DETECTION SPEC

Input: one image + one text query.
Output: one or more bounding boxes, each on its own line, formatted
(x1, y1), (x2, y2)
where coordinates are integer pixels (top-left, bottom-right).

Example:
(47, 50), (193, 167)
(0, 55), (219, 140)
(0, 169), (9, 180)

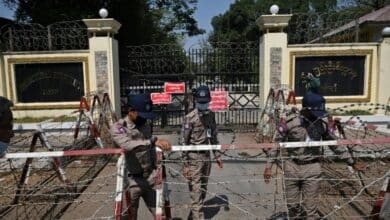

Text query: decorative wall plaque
(15, 62), (84, 102)
(294, 56), (365, 96)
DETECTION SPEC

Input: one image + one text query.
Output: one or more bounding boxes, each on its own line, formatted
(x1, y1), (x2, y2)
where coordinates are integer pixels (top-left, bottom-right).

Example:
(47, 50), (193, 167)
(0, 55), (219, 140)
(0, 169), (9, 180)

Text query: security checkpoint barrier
(2, 134), (390, 219)
(2, 90), (390, 219)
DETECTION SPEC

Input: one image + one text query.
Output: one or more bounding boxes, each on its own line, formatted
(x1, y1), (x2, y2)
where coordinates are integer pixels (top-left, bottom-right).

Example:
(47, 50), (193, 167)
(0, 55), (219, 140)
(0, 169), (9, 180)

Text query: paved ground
(58, 132), (283, 220)
(11, 116), (390, 220)
(163, 133), (283, 220)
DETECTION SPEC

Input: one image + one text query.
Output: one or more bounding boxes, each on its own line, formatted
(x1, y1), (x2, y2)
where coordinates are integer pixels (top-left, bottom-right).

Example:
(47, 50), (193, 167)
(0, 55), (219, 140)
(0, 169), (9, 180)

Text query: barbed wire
(0, 92), (118, 219)
(0, 20), (88, 52)
(1, 137), (389, 218)
(2, 92), (390, 219)
(288, 11), (364, 44)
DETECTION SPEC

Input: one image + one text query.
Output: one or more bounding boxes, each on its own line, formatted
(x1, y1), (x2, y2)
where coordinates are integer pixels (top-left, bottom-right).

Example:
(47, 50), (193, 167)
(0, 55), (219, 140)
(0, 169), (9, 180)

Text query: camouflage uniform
(110, 116), (156, 220)
(182, 108), (220, 220)
(269, 112), (333, 219)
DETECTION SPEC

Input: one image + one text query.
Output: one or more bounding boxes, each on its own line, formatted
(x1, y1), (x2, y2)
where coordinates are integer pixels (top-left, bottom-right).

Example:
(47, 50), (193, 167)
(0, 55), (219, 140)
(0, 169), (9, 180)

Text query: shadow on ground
(203, 195), (229, 219)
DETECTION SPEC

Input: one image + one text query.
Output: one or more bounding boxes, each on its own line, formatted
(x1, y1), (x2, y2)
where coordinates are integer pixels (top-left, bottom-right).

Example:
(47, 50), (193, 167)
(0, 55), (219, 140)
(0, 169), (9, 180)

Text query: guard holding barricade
(181, 85), (223, 220)
(110, 93), (171, 220)
(263, 74), (337, 219)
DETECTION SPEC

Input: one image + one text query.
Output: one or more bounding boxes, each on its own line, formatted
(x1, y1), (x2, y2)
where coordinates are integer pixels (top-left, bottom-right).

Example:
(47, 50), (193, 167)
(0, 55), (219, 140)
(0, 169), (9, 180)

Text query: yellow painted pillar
(83, 18), (122, 116)
(256, 13), (292, 108)
(377, 27), (390, 105)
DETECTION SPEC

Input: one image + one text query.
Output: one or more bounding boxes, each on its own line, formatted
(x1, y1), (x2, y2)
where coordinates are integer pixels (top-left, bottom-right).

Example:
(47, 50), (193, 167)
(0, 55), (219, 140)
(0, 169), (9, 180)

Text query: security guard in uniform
(301, 71), (326, 120)
(264, 108), (328, 219)
(181, 85), (223, 220)
(263, 75), (333, 219)
(110, 93), (171, 220)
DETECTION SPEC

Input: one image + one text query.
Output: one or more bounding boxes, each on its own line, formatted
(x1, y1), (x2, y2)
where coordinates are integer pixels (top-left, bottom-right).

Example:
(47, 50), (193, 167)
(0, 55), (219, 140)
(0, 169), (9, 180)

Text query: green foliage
(208, 0), (389, 43)
(209, 0), (325, 42)
(1, 0), (204, 45)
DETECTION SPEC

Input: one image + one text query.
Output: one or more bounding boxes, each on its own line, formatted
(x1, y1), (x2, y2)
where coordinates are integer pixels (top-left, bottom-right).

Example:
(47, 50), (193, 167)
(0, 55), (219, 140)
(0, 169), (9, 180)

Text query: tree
(1, 0), (204, 45)
(209, 0), (340, 43)
(208, 0), (389, 44)
(346, 0), (390, 10)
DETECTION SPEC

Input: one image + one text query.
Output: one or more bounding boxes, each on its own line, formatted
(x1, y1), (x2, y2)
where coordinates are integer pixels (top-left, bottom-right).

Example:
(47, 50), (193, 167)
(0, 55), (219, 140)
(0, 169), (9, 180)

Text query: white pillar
(83, 19), (122, 116)
(256, 14), (292, 108)
(377, 28), (390, 104)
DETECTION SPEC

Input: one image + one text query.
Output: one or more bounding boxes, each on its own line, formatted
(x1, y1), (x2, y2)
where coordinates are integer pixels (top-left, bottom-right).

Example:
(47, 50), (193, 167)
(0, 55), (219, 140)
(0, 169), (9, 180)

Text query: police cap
(194, 85), (211, 103)
(302, 92), (327, 118)
(127, 93), (155, 119)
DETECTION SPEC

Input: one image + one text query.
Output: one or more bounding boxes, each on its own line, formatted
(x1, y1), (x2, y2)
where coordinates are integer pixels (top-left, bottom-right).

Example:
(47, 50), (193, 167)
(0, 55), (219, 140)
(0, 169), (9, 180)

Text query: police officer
(263, 76), (333, 219)
(0, 96), (13, 158)
(110, 93), (171, 220)
(301, 71), (326, 121)
(182, 85), (223, 220)
(264, 109), (328, 219)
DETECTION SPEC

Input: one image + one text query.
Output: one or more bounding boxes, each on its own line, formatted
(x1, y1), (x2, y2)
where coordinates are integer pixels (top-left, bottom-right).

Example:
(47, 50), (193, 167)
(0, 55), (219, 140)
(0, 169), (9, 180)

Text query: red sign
(151, 93), (172, 105)
(164, 82), (185, 94)
(209, 90), (229, 111)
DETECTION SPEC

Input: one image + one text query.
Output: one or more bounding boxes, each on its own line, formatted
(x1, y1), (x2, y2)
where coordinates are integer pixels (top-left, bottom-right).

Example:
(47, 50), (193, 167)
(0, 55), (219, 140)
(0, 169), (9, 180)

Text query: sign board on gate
(151, 93), (172, 105)
(164, 82), (185, 94)
(209, 90), (228, 111)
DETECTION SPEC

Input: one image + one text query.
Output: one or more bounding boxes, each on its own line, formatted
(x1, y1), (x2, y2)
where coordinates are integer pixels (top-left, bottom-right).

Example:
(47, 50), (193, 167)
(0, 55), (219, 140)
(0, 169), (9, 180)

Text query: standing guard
(263, 74), (336, 219)
(181, 85), (223, 220)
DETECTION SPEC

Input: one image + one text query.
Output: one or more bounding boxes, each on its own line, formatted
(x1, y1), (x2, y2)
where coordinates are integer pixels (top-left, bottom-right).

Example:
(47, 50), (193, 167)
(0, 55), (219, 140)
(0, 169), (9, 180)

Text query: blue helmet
(302, 92), (327, 118)
(194, 85), (211, 103)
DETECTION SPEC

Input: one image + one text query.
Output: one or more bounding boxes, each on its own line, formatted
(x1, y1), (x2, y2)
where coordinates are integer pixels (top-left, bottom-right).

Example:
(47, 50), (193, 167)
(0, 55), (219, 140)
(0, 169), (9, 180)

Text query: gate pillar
(83, 18), (122, 116)
(378, 27), (390, 104)
(256, 10), (291, 108)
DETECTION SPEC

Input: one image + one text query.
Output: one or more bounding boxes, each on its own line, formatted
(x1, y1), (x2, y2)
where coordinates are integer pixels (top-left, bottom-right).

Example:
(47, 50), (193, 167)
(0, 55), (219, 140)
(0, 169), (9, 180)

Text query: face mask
(196, 103), (209, 111)
(135, 116), (147, 127)
(0, 141), (9, 157)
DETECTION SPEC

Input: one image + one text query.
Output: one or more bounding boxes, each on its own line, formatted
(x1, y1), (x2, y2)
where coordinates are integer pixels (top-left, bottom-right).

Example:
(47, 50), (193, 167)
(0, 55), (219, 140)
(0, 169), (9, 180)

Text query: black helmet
(194, 85), (211, 103)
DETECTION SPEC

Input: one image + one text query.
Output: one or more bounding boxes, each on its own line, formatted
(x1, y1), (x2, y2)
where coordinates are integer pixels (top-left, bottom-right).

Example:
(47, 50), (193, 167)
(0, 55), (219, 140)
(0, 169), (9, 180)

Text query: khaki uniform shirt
(110, 117), (155, 175)
(182, 109), (221, 157)
(270, 113), (327, 162)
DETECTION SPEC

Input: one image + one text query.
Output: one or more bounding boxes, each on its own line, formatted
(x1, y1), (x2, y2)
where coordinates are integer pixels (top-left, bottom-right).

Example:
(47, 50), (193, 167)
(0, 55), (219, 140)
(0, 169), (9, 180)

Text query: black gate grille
(120, 42), (259, 130)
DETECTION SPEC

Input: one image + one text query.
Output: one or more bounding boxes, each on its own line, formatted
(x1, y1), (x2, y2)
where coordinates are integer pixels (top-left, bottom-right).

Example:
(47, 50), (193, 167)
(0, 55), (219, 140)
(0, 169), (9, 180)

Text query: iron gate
(120, 42), (259, 130)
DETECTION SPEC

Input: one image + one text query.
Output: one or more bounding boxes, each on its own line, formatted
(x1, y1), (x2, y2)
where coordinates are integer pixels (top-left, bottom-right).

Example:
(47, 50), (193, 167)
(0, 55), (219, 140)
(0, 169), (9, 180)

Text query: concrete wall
(1, 16), (388, 119)
(258, 14), (390, 111)
(0, 51), (90, 118)
(0, 18), (121, 119)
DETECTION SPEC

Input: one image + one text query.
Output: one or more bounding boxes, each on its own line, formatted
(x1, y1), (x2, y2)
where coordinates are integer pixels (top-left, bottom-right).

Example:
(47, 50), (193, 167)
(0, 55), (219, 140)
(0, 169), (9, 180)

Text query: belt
(292, 158), (320, 165)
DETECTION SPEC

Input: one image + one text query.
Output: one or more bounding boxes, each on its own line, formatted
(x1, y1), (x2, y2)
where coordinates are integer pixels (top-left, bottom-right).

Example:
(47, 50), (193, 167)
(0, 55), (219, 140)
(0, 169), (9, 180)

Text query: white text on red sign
(150, 93), (172, 104)
(164, 82), (185, 94)
(209, 90), (228, 111)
